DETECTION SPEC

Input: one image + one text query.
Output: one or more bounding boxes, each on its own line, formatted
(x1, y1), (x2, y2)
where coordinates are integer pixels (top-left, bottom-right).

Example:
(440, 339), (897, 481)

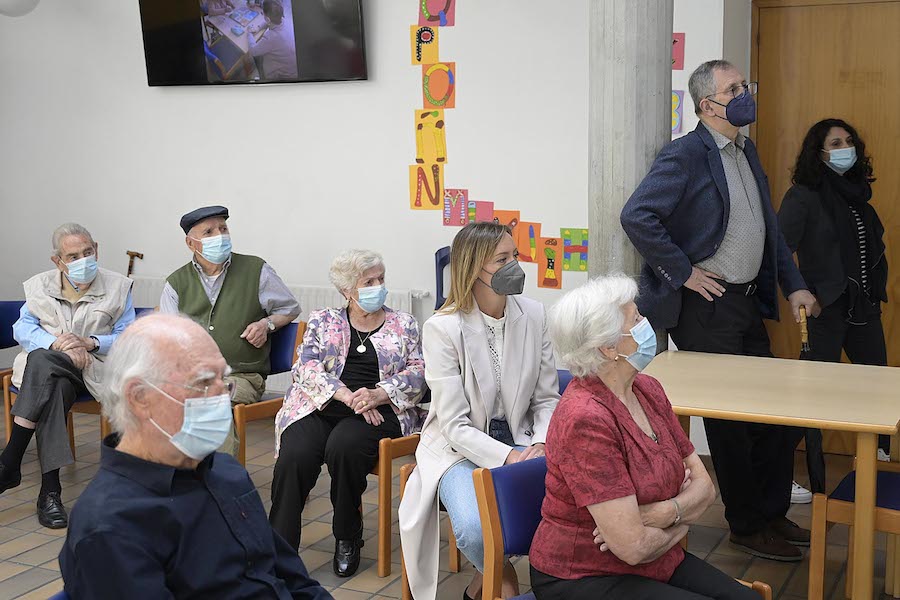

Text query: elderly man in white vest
(0, 223), (134, 529)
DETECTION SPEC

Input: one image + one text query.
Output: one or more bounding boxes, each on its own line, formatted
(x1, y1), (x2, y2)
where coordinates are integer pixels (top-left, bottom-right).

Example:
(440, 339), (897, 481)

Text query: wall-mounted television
(138, 0), (367, 86)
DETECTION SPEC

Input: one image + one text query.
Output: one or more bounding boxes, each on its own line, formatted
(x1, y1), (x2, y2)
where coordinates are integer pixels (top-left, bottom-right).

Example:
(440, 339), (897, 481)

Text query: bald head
(100, 313), (225, 435)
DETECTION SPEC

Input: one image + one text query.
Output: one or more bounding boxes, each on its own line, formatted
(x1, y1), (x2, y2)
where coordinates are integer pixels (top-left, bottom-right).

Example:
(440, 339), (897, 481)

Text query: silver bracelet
(671, 499), (683, 526)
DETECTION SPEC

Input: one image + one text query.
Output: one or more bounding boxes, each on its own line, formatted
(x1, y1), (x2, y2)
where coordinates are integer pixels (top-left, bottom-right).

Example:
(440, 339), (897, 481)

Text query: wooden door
(753, 0), (900, 453)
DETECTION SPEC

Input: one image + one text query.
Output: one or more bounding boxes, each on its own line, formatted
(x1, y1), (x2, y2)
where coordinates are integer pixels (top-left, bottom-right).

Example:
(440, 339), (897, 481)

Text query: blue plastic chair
(473, 457), (547, 600)
(0, 300), (24, 350)
(48, 591), (69, 600)
(435, 246), (450, 310)
(232, 321), (302, 466)
(557, 369), (572, 395)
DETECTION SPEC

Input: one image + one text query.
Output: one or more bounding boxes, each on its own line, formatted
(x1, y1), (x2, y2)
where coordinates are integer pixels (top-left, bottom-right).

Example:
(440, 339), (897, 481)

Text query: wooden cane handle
(799, 305), (809, 344)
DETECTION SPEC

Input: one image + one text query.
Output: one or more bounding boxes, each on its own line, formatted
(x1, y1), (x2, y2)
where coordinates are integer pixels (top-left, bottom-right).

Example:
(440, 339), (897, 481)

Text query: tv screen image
(138, 0), (367, 86)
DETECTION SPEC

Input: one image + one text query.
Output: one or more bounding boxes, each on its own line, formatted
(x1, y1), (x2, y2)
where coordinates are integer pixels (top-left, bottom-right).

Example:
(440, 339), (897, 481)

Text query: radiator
(131, 277), (427, 392)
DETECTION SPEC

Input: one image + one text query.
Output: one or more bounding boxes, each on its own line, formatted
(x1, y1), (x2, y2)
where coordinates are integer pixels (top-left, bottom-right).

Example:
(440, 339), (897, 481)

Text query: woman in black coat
(779, 118), (889, 491)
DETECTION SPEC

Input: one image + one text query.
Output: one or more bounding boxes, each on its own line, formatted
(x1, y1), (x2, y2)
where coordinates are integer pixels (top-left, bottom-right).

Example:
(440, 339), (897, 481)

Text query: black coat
(778, 183), (887, 310)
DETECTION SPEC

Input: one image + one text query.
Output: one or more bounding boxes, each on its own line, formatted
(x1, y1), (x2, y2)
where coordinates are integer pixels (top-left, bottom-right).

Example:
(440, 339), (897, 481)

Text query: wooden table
(204, 2), (265, 54)
(644, 351), (900, 600)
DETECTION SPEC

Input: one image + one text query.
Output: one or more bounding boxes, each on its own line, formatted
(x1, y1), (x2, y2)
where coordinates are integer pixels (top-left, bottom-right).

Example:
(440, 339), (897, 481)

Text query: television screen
(138, 0), (367, 86)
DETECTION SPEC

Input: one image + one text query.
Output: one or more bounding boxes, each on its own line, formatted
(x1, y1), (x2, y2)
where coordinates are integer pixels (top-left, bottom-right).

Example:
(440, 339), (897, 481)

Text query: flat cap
(180, 205), (229, 234)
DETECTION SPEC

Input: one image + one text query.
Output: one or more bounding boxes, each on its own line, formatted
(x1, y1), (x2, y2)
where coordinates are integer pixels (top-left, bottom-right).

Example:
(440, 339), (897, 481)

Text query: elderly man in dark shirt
(58, 313), (331, 600)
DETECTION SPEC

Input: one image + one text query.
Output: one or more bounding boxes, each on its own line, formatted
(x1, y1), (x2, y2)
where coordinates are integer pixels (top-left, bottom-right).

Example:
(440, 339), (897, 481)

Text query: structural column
(588, 0), (674, 278)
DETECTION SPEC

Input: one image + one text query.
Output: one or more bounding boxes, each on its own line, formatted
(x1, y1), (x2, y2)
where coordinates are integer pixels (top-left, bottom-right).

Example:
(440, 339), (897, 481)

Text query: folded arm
(635, 452), (716, 528)
(588, 496), (689, 566)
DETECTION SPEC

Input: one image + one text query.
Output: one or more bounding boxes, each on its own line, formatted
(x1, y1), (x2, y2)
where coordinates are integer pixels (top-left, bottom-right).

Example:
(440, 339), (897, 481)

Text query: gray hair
(52, 223), (94, 256)
(328, 249), (385, 294)
(689, 59), (734, 115)
(548, 274), (638, 378)
(100, 313), (195, 435)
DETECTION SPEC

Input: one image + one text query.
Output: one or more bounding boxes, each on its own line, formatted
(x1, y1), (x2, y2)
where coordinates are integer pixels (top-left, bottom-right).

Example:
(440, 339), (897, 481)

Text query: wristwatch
(266, 317), (276, 332)
(89, 336), (100, 353)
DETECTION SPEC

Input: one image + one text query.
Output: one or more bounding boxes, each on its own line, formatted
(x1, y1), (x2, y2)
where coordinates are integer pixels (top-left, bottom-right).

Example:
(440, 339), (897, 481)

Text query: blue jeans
(438, 419), (523, 573)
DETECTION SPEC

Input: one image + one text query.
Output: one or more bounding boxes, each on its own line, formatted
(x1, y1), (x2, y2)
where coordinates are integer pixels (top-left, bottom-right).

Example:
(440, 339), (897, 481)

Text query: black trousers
(801, 293), (889, 485)
(669, 289), (799, 535)
(531, 552), (760, 600)
(10, 349), (86, 474)
(269, 400), (401, 550)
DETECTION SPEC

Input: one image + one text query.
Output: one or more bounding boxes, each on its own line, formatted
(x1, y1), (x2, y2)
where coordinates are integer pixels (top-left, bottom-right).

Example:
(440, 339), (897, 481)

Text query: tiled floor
(0, 413), (892, 599)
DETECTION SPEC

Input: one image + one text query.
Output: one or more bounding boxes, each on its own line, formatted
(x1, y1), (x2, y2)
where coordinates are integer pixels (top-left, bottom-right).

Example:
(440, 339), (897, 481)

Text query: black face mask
(481, 260), (526, 296)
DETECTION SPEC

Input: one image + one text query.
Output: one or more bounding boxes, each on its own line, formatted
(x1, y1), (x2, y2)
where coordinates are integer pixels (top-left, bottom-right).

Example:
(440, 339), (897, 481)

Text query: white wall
(0, 0), (752, 453)
(672, 0), (724, 139)
(0, 0), (590, 328)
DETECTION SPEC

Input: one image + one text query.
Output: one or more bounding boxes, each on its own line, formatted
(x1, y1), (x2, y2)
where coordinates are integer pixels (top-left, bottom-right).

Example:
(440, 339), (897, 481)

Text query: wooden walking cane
(799, 305), (810, 356)
(126, 250), (144, 277)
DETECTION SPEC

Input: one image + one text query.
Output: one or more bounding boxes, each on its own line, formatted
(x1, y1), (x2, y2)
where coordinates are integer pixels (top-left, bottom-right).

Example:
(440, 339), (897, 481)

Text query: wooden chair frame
(808, 460), (900, 600)
(472, 466), (772, 600)
(400, 461), (461, 600)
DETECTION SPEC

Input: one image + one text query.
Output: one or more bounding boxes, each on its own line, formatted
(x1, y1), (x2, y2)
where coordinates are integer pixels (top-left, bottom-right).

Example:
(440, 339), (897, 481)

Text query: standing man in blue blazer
(621, 60), (819, 562)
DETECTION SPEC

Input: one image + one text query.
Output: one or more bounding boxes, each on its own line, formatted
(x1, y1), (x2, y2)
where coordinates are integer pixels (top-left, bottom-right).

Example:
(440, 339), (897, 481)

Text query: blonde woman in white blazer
(399, 222), (560, 600)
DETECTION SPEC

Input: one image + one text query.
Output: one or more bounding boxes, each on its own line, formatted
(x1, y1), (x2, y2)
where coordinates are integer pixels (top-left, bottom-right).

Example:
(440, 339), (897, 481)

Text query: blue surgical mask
(66, 255), (98, 285)
(825, 146), (857, 175)
(618, 318), (657, 371)
(194, 234), (232, 264)
(355, 284), (388, 313)
(146, 382), (233, 460)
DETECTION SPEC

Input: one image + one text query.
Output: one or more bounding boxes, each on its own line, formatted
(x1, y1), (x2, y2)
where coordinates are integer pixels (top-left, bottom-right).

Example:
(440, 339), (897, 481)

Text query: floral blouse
(274, 307), (427, 455)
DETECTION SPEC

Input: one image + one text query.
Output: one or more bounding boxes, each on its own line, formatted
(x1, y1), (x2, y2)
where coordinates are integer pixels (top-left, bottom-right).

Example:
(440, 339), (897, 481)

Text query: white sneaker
(791, 481), (812, 504)
(878, 449), (891, 462)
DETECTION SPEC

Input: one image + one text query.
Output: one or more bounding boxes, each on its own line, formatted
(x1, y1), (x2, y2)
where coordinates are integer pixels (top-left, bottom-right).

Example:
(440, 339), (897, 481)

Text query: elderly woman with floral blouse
(269, 250), (426, 578)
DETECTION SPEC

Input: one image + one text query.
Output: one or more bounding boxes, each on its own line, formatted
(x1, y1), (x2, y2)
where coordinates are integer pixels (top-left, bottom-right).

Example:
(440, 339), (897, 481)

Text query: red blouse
(529, 374), (695, 582)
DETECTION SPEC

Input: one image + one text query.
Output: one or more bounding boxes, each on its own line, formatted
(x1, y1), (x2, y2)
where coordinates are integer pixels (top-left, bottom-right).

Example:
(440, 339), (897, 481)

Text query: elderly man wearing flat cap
(160, 206), (300, 456)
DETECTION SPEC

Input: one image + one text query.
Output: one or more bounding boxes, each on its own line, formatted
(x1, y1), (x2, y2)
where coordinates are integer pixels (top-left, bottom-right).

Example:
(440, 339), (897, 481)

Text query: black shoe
(37, 492), (68, 529)
(0, 463), (22, 494)
(729, 528), (802, 562)
(769, 516), (811, 547)
(333, 537), (364, 577)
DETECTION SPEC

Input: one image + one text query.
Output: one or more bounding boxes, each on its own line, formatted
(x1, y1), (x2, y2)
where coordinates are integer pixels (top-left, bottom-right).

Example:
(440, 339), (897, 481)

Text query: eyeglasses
(153, 379), (236, 401)
(708, 81), (758, 100)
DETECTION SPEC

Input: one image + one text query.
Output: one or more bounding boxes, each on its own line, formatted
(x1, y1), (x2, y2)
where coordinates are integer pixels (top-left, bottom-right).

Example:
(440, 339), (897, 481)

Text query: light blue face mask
(66, 255), (98, 285)
(146, 382), (233, 460)
(618, 318), (657, 372)
(355, 284), (388, 313)
(194, 234), (232, 264)
(825, 146), (857, 175)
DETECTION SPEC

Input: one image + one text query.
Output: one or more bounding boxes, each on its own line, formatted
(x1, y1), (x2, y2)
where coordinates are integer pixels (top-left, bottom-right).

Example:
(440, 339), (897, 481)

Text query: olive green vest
(167, 253), (270, 375)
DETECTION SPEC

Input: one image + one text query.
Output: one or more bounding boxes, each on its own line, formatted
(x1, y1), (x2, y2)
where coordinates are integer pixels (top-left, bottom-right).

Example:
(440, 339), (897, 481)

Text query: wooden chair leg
(448, 524), (461, 573)
(751, 581), (772, 600)
(233, 405), (246, 466)
(100, 416), (111, 441)
(376, 443), (393, 578)
(808, 493), (828, 600)
(4, 379), (15, 443)
(67, 412), (76, 458)
(846, 525), (854, 599)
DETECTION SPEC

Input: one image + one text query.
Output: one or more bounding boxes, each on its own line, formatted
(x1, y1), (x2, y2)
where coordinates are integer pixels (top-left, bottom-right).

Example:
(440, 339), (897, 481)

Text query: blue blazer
(620, 122), (806, 330)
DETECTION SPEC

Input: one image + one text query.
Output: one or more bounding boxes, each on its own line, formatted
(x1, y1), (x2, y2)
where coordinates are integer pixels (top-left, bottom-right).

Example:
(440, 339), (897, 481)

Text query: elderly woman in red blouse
(529, 275), (758, 600)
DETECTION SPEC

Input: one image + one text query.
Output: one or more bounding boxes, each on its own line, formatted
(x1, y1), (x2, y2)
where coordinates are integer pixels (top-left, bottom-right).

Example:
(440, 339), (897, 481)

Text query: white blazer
(399, 295), (559, 600)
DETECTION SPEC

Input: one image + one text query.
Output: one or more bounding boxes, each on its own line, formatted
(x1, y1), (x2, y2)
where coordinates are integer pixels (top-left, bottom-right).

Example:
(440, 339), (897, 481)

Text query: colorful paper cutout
(466, 200), (494, 223)
(560, 228), (589, 271)
(492, 210), (520, 238)
(410, 25), (439, 65)
(422, 62), (456, 109)
(515, 222), (541, 263)
(537, 237), (563, 289)
(672, 90), (684, 135)
(415, 109), (447, 164)
(672, 33), (685, 70)
(443, 188), (468, 226)
(418, 0), (455, 27)
(409, 164), (444, 210)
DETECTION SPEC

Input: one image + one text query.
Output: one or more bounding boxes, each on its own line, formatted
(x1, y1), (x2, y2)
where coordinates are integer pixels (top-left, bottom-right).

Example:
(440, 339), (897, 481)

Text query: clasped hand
(335, 387), (390, 426)
(51, 334), (95, 370)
